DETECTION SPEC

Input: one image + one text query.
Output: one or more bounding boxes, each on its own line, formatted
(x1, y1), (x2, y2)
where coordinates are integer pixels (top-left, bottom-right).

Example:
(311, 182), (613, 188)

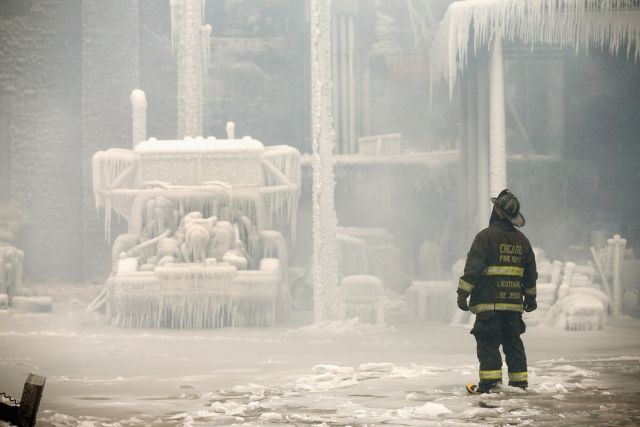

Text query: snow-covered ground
(1, 283), (640, 426)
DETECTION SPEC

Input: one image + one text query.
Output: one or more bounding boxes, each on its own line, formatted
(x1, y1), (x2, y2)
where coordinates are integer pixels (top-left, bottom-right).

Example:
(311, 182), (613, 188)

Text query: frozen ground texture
(0, 284), (639, 426)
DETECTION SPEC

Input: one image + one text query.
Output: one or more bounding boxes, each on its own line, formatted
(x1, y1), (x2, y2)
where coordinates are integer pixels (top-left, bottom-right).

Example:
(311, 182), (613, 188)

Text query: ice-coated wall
(0, 0), (83, 281)
(81, 0), (140, 280)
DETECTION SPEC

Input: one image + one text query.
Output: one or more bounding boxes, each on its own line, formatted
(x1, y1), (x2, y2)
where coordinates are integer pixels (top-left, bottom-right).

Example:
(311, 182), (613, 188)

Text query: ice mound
(396, 402), (451, 418)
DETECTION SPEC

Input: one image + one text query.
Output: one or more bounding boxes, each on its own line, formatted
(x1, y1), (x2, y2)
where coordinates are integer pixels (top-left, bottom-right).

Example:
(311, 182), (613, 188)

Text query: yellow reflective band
(524, 287), (536, 296)
(470, 303), (524, 314)
(508, 371), (528, 382)
(479, 370), (503, 380)
(484, 266), (524, 277)
(458, 278), (475, 293)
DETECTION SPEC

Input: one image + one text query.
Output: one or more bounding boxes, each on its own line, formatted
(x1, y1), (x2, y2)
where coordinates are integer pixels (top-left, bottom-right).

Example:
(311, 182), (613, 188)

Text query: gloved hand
(457, 296), (470, 311)
(524, 296), (537, 312)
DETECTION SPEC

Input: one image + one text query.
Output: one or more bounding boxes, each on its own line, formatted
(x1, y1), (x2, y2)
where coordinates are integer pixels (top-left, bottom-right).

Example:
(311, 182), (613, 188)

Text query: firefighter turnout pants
(471, 311), (528, 391)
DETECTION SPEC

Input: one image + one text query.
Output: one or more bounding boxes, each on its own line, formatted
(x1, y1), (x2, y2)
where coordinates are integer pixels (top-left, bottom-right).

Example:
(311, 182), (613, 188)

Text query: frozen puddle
(36, 358), (640, 426)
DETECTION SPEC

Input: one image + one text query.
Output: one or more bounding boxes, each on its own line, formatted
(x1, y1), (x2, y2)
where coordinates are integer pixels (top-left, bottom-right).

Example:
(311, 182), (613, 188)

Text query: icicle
(430, 0), (640, 98)
(263, 145), (302, 184)
(259, 230), (289, 276)
(109, 265), (286, 328)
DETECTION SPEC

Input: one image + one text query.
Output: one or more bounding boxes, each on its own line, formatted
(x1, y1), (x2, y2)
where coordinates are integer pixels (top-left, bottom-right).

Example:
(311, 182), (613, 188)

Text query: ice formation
(336, 227), (409, 293)
(340, 275), (385, 324)
(91, 137), (301, 328)
(311, 0), (340, 322)
(407, 281), (455, 323)
(357, 133), (403, 156)
(430, 0), (640, 97)
(541, 261), (611, 331)
(0, 245), (23, 302)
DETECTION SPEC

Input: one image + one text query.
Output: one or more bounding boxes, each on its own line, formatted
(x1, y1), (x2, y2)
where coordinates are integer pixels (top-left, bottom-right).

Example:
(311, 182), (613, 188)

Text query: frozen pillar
(608, 234), (627, 316)
(226, 121), (235, 139)
(489, 29), (506, 197)
(311, 0), (340, 323)
(130, 89), (147, 147)
(477, 58), (491, 229)
(171, 0), (210, 138)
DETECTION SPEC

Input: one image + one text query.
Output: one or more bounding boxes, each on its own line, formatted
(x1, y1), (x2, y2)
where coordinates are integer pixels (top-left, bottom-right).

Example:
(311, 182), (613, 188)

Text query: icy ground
(1, 284), (640, 426)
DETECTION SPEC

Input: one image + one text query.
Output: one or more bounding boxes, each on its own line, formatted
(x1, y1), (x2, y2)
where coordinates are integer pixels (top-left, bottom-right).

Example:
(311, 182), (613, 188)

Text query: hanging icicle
(430, 0), (640, 97)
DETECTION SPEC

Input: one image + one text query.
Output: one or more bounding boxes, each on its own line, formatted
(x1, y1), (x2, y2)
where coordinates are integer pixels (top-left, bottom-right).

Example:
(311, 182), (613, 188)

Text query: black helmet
(491, 189), (525, 227)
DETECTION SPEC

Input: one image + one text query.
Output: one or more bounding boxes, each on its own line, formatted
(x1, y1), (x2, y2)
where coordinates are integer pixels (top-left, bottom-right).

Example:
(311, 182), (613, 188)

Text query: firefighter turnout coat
(458, 218), (537, 314)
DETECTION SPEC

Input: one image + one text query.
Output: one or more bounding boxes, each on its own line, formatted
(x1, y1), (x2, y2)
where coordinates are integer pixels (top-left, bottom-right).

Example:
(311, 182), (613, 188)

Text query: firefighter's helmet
(491, 189), (525, 227)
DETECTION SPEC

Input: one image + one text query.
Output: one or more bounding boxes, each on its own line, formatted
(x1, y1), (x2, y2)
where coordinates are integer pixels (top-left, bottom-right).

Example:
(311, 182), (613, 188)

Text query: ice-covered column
(489, 29), (506, 197)
(607, 234), (627, 316)
(226, 121), (235, 139)
(477, 59), (491, 229)
(311, 0), (340, 323)
(171, 0), (210, 138)
(130, 89), (147, 148)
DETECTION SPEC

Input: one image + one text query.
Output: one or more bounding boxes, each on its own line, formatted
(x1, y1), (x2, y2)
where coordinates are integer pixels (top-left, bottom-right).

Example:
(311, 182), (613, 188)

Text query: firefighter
(457, 189), (538, 393)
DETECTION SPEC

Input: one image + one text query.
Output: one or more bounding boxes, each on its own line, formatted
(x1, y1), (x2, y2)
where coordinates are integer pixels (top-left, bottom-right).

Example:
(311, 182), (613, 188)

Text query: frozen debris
(232, 383), (266, 397)
(396, 402), (451, 418)
(258, 412), (283, 423)
(294, 365), (358, 392)
(210, 400), (246, 416)
(535, 383), (568, 394)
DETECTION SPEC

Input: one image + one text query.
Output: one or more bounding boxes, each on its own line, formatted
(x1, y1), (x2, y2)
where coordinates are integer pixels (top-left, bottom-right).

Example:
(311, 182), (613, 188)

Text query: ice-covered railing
(430, 0), (640, 97)
(263, 145), (301, 185)
(91, 137), (301, 241)
(358, 133), (403, 156)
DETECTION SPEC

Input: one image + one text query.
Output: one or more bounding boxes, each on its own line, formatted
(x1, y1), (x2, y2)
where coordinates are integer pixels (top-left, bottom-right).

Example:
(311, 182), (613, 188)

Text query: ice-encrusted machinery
(91, 137), (300, 328)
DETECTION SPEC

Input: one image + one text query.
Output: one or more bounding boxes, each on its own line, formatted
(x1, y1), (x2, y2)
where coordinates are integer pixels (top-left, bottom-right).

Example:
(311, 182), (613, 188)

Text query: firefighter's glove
(524, 296), (537, 312)
(457, 296), (470, 312)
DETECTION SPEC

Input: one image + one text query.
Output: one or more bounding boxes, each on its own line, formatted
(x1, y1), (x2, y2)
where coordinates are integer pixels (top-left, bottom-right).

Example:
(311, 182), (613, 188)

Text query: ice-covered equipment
(407, 280), (455, 323)
(542, 262), (610, 331)
(340, 275), (384, 324)
(0, 245), (23, 305)
(91, 137), (301, 328)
